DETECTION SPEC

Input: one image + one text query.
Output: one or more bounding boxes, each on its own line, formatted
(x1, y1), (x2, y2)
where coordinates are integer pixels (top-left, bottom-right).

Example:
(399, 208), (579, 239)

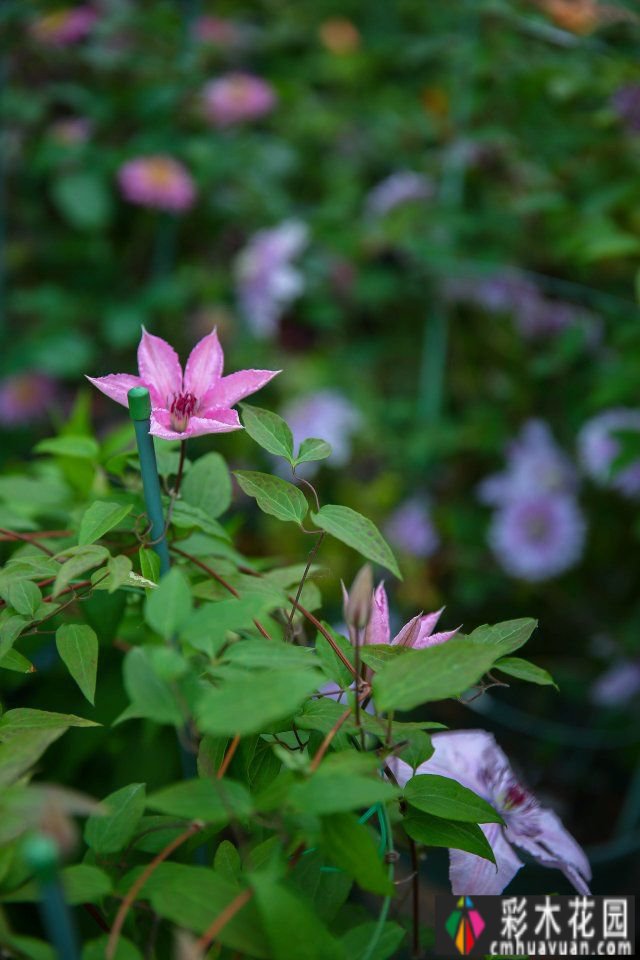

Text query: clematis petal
(418, 607), (444, 637)
(184, 329), (224, 396)
(407, 730), (501, 796)
(137, 328), (183, 407)
(450, 823), (523, 895)
(85, 373), (144, 408)
(201, 368), (281, 409)
(364, 582), (391, 645)
(392, 612), (423, 648)
(413, 626), (460, 649)
(150, 408), (242, 441)
(198, 407), (242, 428)
(507, 808), (591, 895)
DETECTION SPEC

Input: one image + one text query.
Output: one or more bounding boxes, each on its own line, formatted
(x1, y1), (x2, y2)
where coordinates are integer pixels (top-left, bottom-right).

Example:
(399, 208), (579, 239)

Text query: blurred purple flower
(48, 117), (92, 146)
(479, 420), (577, 506)
(384, 497), (439, 558)
(591, 659), (640, 707)
(235, 221), (308, 338)
(578, 408), (640, 498)
(611, 85), (640, 133)
(391, 730), (591, 895)
(0, 373), (58, 426)
(444, 274), (600, 344)
(29, 6), (97, 45)
(365, 171), (434, 217)
(202, 73), (276, 127)
(117, 156), (196, 213)
(282, 389), (361, 473)
(488, 493), (586, 582)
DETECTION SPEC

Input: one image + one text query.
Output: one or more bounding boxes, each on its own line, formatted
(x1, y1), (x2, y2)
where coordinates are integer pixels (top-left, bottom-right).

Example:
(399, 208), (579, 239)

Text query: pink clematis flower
(390, 730), (591, 896)
(117, 156), (196, 213)
(202, 73), (276, 127)
(352, 581), (459, 649)
(29, 6), (97, 46)
(87, 328), (280, 440)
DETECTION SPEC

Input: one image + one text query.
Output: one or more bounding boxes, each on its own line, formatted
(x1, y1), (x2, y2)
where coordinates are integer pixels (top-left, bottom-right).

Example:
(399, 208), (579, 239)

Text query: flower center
(170, 392), (198, 432)
(503, 783), (529, 810)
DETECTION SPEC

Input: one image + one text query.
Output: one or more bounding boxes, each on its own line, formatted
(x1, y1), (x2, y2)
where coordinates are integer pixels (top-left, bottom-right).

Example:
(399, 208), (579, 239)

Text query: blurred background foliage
(2, 0), (640, 903)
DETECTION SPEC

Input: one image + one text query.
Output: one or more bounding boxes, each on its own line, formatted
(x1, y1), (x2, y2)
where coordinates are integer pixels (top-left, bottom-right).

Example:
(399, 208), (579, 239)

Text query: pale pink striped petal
(202, 368), (281, 408)
(419, 607), (444, 637)
(508, 809), (591, 894)
(449, 823), (523, 895)
(364, 582), (390, 645)
(184, 329), (224, 396)
(413, 626), (460, 649)
(85, 373), (144, 408)
(150, 407), (242, 440)
(137, 328), (182, 407)
(392, 612), (424, 648)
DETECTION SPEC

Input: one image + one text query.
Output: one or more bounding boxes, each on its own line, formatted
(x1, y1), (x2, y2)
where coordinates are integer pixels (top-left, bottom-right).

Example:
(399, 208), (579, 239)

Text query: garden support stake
(23, 834), (80, 960)
(127, 386), (171, 576)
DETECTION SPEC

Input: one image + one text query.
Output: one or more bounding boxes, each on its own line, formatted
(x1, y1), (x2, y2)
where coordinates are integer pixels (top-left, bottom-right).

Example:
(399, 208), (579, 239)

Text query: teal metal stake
(128, 387), (170, 576)
(23, 835), (80, 960)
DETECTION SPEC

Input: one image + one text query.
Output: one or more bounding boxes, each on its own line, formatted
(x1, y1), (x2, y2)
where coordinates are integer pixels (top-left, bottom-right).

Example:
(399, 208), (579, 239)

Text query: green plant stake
(23, 834), (80, 960)
(128, 386), (171, 576)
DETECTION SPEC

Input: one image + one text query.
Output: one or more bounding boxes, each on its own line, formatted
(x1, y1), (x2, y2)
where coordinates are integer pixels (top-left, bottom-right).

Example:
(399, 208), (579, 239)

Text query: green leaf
(403, 809), (496, 863)
(320, 812), (393, 896)
(55, 624), (99, 705)
(119, 863), (268, 957)
(240, 404), (295, 462)
(78, 501), (133, 546)
(214, 839), (242, 884)
(4, 580), (42, 617)
(0, 648), (34, 673)
(234, 471), (308, 524)
(145, 568), (192, 640)
(0, 709), (99, 733)
(404, 774), (504, 824)
(181, 452), (232, 518)
(92, 554), (133, 593)
(139, 547), (160, 585)
(116, 646), (183, 727)
(3, 865), (112, 905)
(51, 172), (112, 231)
(53, 545), (109, 597)
(34, 436), (99, 459)
(294, 438), (332, 466)
(372, 634), (502, 712)
(310, 505), (401, 579)
(396, 730), (434, 771)
(0, 615), (30, 659)
(340, 922), (406, 960)
(83, 936), (142, 960)
(196, 668), (321, 736)
(468, 618), (537, 657)
(495, 656), (558, 688)
(0, 729), (66, 788)
(85, 783), (146, 855)
(250, 871), (347, 960)
(170, 501), (231, 540)
(181, 596), (275, 656)
(288, 769), (398, 816)
(147, 778), (252, 824)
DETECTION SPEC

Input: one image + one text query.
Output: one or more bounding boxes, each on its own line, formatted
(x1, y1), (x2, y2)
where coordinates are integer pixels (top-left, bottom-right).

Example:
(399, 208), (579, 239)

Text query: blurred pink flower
(0, 373), (58, 426)
(29, 6), (97, 46)
(353, 581), (458, 649)
(117, 156), (196, 213)
(578, 408), (640, 498)
(87, 328), (280, 440)
(193, 16), (242, 47)
(384, 497), (439, 558)
(202, 73), (276, 127)
(391, 730), (591, 896)
(235, 221), (308, 337)
(49, 117), (92, 146)
(282, 389), (360, 475)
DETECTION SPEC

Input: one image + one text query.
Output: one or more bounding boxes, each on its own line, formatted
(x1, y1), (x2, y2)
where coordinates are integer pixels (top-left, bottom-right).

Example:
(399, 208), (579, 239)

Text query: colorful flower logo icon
(445, 897), (486, 954)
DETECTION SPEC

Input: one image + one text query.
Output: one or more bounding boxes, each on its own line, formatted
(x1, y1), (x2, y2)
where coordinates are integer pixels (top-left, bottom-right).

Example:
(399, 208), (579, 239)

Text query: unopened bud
(342, 564), (374, 630)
